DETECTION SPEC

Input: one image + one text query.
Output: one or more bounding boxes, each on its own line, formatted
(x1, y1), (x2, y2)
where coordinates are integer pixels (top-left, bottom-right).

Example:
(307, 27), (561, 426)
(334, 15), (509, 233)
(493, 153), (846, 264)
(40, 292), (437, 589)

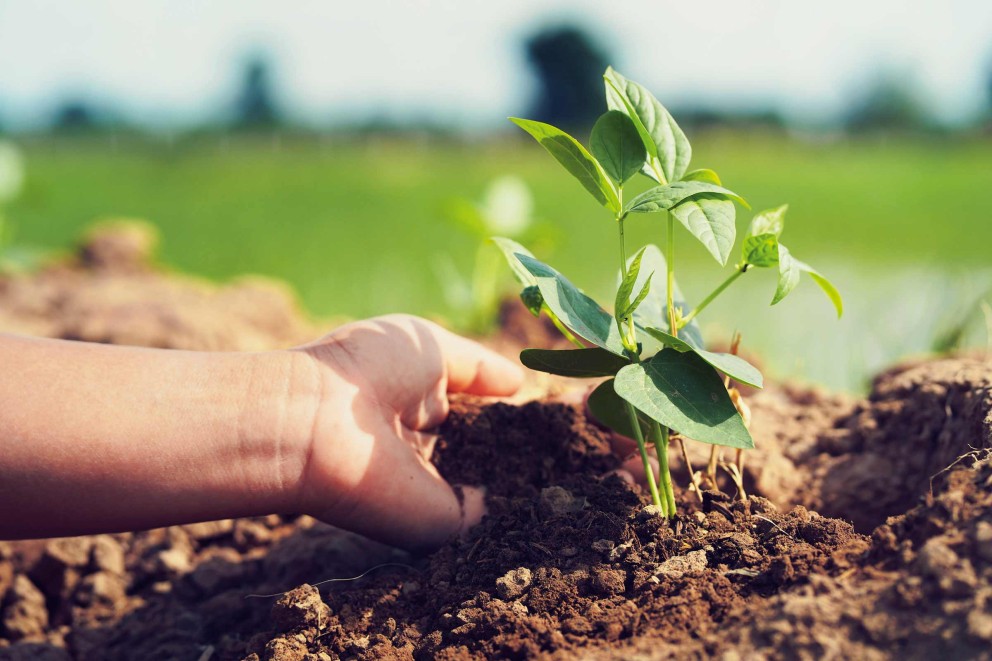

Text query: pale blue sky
(0, 0), (990, 129)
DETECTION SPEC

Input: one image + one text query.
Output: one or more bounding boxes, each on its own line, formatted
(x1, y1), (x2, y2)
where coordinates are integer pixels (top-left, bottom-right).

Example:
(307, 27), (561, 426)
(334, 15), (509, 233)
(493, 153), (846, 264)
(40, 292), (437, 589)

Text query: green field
(6, 132), (992, 390)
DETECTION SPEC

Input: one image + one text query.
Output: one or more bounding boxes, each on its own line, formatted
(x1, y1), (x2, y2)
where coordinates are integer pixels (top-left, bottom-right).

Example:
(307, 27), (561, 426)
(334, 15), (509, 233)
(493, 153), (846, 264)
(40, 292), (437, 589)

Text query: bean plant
(494, 67), (842, 515)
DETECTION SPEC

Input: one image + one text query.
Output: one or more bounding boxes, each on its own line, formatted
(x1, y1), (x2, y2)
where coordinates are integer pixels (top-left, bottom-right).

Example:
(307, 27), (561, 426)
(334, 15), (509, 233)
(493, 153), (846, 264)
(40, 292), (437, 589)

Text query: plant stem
(678, 436), (703, 503)
(650, 422), (677, 515)
(666, 213), (677, 336)
(616, 191), (636, 351)
(625, 401), (663, 512)
(679, 265), (747, 329)
(543, 307), (585, 349)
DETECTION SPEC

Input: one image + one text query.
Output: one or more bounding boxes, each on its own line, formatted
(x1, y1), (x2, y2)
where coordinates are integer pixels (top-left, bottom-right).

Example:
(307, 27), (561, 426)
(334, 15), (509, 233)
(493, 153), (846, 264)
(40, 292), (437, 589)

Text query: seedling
(437, 176), (555, 333)
(495, 67), (841, 516)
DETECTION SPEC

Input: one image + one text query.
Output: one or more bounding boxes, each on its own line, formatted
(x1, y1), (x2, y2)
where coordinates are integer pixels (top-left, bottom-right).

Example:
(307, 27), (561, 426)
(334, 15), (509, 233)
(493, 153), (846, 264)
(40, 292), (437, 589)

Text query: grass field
(6, 132), (992, 390)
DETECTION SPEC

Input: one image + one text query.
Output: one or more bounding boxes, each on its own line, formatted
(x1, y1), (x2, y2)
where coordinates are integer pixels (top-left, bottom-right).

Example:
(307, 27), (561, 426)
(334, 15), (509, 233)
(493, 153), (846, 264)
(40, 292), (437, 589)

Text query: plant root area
(2, 228), (992, 660)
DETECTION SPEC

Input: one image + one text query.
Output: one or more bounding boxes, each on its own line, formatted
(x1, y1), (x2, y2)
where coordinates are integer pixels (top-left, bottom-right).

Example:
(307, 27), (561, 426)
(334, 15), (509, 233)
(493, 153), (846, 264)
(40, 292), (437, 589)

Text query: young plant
(437, 176), (555, 334)
(495, 67), (841, 516)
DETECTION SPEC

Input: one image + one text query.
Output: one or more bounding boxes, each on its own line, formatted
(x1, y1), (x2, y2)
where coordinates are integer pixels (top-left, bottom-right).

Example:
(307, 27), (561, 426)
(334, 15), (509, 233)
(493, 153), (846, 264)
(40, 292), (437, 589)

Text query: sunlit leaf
(626, 245), (704, 350)
(796, 259), (844, 317)
(491, 237), (537, 287)
(615, 247), (648, 321)
(772, 244), (801, 305)
(681, 168), (722, 184)
(590, 110), (647, 186)
(604, 67), (692, 183)
(624, 181), (748, 215)
(748, 204), (788, 238)
(517, 253), (626, 355)
(643, 327), (763, 388)
(741, 233), (779, 267)
(509, 117), (619, 212)
(671, 195), (737, 266)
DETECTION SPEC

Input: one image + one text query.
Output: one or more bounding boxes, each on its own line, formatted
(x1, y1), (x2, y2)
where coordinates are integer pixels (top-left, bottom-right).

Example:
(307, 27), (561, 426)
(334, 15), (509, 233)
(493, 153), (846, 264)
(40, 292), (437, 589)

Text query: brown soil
(2, 226), (991, 660)
(0, 221), (316, 351)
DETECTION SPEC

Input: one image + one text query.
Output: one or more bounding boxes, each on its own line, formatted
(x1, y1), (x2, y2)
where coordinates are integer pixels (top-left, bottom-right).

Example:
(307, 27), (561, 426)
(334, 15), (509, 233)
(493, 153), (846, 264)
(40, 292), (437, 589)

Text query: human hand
(292, 315), (523, 551)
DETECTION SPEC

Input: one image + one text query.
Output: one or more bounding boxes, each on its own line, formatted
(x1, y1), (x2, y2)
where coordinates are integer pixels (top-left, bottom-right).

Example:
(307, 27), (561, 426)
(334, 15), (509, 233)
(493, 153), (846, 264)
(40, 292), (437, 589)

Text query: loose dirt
(1, 227), (990, 660)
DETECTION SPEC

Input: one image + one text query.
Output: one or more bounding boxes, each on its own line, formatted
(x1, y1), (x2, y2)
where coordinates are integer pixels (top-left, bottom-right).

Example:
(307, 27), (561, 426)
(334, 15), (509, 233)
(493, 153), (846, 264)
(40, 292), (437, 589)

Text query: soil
(1, 226), (991, 660)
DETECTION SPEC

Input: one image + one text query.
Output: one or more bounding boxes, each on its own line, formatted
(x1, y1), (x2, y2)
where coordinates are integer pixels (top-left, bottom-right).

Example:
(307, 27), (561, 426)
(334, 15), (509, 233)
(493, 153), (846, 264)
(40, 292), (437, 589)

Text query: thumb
(315, 420), (480, 552)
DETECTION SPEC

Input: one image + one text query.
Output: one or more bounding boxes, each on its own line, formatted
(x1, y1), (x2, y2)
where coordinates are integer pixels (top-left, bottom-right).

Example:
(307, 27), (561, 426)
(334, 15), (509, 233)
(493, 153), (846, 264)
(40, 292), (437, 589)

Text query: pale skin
(0, 314), (524, 552)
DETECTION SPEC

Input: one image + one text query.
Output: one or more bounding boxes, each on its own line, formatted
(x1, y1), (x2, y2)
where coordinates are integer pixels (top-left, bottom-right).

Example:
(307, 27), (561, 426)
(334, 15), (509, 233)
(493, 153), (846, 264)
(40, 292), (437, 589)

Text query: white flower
(481, 176), (533, 237)
(0, 142), (25, 205)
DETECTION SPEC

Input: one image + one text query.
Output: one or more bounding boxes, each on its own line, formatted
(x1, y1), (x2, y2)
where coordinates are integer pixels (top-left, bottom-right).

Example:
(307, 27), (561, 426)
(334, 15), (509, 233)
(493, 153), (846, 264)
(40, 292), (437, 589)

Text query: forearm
(0, 334), (318, 538)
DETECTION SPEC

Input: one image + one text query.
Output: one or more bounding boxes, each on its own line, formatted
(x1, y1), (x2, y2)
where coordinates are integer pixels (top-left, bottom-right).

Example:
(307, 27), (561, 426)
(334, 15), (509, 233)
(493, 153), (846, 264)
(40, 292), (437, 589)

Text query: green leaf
(590, 110), (647, 185)
(741, 233), (779, 267)
(642, 327), (763, 388)
(627, 245), (704, 350)
(681, 168), (722, 184)
(520, 347), (629, 378)
(615, 247), (646, 320)
(671, 195), (737, 266)
(795, 260), (844, 317)
(749, 204), (787, 238)
(624, 181), (749, 215)
(520, 285), (544, 317)
(587, 378), (651, 440)
(603, 67), (691, 183)
(517, 253), (626, 355)
(614, 349), (754, 449)
(772, 244), (801, 305)
(491, 237), (537, 287)
(509, 117), (619, 212)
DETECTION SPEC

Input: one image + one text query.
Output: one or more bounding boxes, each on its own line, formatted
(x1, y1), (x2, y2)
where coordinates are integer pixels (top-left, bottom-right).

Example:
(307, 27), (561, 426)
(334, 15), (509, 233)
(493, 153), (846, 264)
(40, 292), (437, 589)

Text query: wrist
(238, 349), (322, 515)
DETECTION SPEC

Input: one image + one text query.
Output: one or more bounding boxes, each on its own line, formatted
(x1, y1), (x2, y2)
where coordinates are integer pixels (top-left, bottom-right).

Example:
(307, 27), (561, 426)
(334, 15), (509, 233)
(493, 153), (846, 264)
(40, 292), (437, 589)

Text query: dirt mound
(0, 221), (315, 351)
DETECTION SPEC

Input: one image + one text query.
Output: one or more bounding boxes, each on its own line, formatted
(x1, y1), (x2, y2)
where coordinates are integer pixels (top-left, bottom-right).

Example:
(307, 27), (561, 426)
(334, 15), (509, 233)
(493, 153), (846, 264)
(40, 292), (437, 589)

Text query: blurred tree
(233, 55), (281, 129)
(52, 100), (99, 132)
(844, 73), (930, 133)
(525, 24), (611, 130)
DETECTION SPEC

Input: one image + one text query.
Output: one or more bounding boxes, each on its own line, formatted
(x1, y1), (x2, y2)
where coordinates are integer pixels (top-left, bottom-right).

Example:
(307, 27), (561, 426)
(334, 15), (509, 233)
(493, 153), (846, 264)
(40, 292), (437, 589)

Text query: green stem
(650, 422), (677, 516)
(616, 191), (636, 352)
(679, 265), (748, 329)
(625, 401), (663, 512)
(544, 306), (585, 349)
(666, 213), (677, 336)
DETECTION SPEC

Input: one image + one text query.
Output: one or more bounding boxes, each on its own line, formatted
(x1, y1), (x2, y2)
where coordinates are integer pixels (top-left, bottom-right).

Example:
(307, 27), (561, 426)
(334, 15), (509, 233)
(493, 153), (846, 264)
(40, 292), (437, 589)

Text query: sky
(0, 0), (990, 130)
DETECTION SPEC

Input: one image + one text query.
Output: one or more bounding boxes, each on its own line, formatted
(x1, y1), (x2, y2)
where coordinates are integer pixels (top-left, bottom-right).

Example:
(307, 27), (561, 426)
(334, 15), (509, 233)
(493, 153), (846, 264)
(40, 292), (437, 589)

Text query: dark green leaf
(587, 378), (651, 439)
(517, 253), (626, 355)
(643, 327), (763, 388)
(509, 117), (619, 212)
(520, 285), (544, 317)
(795, 259), (844, 317)
(520, 347), (629, 378)
(681, 168), (722, 184)
(624, 181), (749, 215)
(590, 111), (647, 185)
(491, 237), (537, 287)
(772, 244), (801, 305)
(671, 195), (737, 266)
(604, 67), (692, 183)
(614, 349), (754, 449)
